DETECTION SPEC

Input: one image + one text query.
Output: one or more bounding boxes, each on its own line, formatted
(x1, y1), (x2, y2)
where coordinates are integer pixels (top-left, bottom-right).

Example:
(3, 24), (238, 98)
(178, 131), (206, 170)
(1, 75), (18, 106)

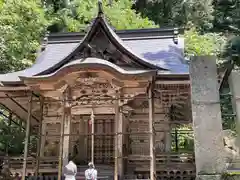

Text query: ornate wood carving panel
(71, 76), (117, 107)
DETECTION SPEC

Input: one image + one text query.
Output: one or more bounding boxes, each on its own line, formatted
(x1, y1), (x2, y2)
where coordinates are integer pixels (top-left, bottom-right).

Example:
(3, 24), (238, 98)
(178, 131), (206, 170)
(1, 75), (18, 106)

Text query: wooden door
(87, 118), (114, 164)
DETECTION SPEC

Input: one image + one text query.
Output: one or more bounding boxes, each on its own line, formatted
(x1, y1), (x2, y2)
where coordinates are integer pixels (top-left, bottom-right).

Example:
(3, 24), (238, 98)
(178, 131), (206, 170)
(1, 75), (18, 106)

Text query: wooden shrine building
(0, 1), (195, 180)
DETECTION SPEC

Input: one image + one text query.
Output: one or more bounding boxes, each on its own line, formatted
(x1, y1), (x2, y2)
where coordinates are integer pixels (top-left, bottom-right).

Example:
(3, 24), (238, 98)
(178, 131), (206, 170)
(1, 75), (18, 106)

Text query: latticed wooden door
(87, 118), (114, 164)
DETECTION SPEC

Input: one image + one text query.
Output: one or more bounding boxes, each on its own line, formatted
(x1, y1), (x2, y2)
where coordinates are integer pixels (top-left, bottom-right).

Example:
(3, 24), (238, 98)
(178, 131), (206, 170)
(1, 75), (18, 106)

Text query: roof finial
(98, 0), (104, 16)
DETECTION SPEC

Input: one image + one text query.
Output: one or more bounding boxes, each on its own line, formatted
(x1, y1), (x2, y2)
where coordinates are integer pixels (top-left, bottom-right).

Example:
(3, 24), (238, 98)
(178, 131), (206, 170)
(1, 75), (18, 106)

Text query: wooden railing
(0, 153), (195, 175)
(127, 153), (194, 163)
(1, 156), (58, 175)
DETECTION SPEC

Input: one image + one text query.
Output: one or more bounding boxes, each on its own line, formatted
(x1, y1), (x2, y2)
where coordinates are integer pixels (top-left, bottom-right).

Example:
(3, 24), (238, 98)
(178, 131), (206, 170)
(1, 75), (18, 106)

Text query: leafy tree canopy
(46, 0), (156, 32)
(0, 0), (48, 73)
(184, 28), (226, 59)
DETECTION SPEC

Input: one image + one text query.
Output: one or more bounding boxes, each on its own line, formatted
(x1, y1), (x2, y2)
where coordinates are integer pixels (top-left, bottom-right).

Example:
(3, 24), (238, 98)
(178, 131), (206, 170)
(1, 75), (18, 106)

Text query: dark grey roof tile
(0, 36), (188, 83)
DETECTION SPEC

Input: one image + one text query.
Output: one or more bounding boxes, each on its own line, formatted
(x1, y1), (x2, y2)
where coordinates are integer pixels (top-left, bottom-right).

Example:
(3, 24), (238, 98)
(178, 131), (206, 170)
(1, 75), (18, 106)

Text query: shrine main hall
(0, 1), (227, 180)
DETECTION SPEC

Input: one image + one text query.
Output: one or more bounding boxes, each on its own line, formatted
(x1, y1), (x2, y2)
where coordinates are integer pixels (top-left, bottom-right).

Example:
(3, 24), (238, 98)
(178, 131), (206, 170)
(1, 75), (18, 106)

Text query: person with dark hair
(84, 162), (97, 180)
(63, 158), (77, 180)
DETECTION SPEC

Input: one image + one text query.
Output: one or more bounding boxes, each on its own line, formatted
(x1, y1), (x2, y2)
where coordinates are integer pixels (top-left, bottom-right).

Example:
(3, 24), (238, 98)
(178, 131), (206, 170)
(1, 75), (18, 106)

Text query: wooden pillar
(22, 93), (33, 180)
(91, 110), (95, 164)
(62, 107), (71, 169)
(84, 119), (88, 162)
(58, 95), (66, 180)
(6, 112), (12, 169)
(148, 81), (156, 180)
(165, 126), (172, 152)
(40, 122), (46, 157)
(118, 102), (124, 179)
(35, 96), (44, 176)
(114, 90), (120, 180)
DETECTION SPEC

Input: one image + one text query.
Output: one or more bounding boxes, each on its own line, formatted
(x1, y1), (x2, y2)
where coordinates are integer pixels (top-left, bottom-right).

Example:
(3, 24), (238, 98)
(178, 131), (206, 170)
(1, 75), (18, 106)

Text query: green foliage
(0, 119), (25, 155)
(184, 28), (226, 58)
(222, 36), (240, 66)
(134, 0), (214, 31)
(0, 0), (48, 73)
(46, 0), (156, 32)
(171, 125), (194, 152)
(220, 87), (235, 130)
(213, 0), (240, 33)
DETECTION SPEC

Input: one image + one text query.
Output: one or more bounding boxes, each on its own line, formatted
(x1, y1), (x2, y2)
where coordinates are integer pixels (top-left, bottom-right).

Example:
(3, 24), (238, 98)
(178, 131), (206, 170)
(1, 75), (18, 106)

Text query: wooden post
(148, 81), (156, 180)
(40, 122), (46, 157)
(84, 119), (88, 162)
(114, 90), (120, 180)
(22, 93), (33, 180)
(117, 105), (124, 179)
(62, 88), (72, 169)
(58, 95), (66, 180)
(35, 96), (44, 176)
(6, 113), (12, 169)
(91, 110), (95, 164)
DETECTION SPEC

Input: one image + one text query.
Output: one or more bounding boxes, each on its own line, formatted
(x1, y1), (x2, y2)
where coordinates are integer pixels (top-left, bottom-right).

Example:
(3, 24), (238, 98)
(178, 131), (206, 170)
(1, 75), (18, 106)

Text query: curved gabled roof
(20, 57), (157, 82)
(0, 1), (188, 85)
(36, 3), (166, 76)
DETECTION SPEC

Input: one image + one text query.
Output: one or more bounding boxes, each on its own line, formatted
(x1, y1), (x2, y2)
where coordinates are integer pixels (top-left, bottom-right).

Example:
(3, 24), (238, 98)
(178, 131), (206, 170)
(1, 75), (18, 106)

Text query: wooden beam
(0, 86), (30, 92)
(21, 93), (33, 180)
(155, 80), (190, 85)
(0, 102), (25, 129)
(58, 95), (66, 180)
(5, 94), (39, 123)
(35, 96), (44, 176)
(148, 80), (156, 180)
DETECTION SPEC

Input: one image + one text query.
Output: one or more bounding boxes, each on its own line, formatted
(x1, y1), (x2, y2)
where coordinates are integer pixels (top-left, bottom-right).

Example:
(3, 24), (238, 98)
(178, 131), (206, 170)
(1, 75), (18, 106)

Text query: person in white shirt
(64, 159), (77, 180)
(85, 162), (97, 180)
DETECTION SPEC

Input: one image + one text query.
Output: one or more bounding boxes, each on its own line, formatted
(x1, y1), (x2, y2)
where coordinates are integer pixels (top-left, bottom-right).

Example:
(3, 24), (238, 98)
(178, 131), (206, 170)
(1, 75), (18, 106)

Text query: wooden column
(35, 96), (44, 176)
(114, 90), (120, 180)
(91, 110), (95, 164)
(62, 107), (71, 169)
(58, 95), (66, 180)
(84, 119), (88, 162)
(165, 129), (172, 152)
(148, 81), (156, 180)
(118, 101), (124, 179)
(6, 112), (12, 169)
(22, 93), (33, 180)
(40, 122), (46, 157)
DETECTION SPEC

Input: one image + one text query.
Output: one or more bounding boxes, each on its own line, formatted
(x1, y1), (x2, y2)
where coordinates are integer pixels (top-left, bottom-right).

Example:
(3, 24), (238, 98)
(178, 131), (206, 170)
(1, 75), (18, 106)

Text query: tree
(46, 0), (156, 32)
(0, 119), (25, 155)
(0, 0), (48, 73)
(184, 28), (226, 59)
(213, 0), (240, 33)
(134, 0), (214, 31)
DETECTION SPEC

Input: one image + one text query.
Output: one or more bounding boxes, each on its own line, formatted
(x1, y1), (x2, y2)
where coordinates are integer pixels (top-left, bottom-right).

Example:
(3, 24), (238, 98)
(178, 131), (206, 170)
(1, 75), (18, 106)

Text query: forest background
(0, 0), (239, 155)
